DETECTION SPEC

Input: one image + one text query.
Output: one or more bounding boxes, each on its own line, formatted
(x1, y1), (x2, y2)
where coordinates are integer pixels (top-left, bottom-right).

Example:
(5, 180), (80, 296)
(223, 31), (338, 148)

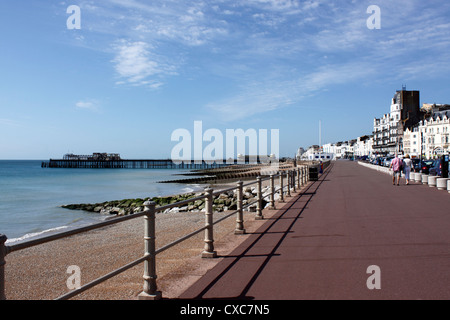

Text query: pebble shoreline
(4, 180), (290, 300)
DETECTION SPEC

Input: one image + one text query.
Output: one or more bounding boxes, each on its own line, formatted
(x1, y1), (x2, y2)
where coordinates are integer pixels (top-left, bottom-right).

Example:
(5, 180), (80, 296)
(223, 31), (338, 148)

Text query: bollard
(436, 178), (449, 191)
(1, 234), (7, 300)
(279, 172), (285, 203)
(202, 188), (217, 258)
(428, 175), (438, 187)
(414, 173), (422, 183)
(235, 181), (245, 234)
(138, 201), (162, 300)
(256, 176), (264, 220)
(269, 174), (276, 210)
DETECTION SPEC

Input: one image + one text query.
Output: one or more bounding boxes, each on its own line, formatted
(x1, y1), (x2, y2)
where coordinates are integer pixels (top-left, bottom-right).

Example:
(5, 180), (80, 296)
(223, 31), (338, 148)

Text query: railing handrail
(0, 164), (317, 300)
(6, 173), (279, 253)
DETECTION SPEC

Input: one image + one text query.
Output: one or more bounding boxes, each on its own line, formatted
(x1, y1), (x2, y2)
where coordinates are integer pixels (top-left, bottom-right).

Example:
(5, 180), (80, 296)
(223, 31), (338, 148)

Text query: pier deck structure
(41, 159), (233, 169)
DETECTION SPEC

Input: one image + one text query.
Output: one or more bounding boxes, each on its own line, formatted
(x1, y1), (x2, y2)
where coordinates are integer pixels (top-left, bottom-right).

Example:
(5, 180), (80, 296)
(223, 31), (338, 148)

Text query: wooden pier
(41, 159), (235, 169)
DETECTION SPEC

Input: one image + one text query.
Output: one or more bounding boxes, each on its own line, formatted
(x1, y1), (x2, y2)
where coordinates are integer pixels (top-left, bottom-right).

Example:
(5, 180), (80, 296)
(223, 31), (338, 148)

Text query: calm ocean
(0, 160), (202, 244)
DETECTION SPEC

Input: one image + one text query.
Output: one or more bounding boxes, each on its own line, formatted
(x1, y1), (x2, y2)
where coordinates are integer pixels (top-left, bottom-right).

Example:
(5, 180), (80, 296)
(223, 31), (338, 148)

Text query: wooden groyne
(159, 163), (299, 184)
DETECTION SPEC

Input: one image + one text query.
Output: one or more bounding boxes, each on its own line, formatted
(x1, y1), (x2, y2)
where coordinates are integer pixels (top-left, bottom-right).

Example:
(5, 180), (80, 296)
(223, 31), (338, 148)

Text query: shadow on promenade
(177, 164), (334, 300)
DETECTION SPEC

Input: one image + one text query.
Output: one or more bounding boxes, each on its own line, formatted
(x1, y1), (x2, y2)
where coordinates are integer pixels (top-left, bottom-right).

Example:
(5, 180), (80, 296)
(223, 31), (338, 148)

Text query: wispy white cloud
(205, 59), (378, 121)
(111, 40), (177, 88)
(75, 99), (100, 112)
(205, 0), (450, 120)
(65, 0), (450, 117)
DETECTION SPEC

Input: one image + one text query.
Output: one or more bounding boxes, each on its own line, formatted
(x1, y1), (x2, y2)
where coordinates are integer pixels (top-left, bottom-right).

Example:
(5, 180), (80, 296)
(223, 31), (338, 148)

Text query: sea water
(0, 160), (202, 243)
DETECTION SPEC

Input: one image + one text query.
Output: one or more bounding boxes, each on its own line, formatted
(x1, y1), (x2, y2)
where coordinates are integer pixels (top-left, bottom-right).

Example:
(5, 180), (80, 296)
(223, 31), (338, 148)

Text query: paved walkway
(178, 160), (450, 300)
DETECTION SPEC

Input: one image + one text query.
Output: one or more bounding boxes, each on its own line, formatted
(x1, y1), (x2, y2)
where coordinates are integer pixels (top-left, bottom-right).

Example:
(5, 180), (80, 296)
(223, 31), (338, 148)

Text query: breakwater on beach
(60, 163), (302, 216)
(61, 184), (275, 216)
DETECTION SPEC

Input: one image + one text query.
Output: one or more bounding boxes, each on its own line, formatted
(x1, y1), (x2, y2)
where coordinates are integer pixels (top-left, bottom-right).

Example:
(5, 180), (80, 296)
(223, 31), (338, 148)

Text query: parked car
(429, 159), (442, 176)
(412, 159), (421, 172)
(420, 160), (435, 174)
(384, 157), (394, 167)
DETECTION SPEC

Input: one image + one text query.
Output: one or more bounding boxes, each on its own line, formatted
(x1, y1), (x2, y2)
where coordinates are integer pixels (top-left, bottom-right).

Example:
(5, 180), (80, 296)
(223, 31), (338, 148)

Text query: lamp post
(420, 131), (423, 172)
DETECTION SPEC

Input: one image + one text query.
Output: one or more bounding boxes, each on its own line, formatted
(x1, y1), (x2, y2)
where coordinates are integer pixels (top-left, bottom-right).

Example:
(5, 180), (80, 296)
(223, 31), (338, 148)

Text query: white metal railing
(0, 165), (317, 300)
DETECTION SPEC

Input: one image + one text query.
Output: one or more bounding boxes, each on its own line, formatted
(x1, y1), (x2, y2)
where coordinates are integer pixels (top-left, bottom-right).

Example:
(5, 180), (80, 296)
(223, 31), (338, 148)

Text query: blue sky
(1, 0), (450, 159)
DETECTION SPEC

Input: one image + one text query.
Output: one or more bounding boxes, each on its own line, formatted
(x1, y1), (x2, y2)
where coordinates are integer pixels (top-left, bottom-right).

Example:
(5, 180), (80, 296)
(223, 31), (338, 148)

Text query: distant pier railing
(41, 159), (235, 169)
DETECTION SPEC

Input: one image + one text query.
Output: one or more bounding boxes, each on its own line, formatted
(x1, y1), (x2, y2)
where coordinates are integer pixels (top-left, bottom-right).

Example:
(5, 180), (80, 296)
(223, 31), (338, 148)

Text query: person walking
(390, 154), (403, 186)
(403, 154), (413, 185)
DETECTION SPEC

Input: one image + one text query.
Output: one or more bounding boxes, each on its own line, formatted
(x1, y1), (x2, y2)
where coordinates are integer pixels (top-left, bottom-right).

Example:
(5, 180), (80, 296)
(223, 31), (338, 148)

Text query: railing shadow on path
(178, 163), (334, 300)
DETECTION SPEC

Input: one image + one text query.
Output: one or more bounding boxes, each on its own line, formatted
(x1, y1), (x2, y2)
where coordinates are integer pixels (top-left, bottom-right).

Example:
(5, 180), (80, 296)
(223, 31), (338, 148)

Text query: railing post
(292, 170), (296, 193)
(269, 174), (276, 210)
(297, 168), (301, 189)
(202, 188), (217, 258)
(138, 201), (162, 300)
(279, 172), (285, 202)
(303, 166), (307, 184)
(286, 171), (291, 197)
(256, 176), (264, 220)
(235, 181), (245, 234)
(1, 234), (7, 300)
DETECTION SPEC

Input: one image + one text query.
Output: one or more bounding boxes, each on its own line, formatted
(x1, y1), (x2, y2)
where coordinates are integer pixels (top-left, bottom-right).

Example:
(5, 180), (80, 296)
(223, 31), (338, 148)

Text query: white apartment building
(323, 137), (372, 159)
(313, 89), (450, 160)
(373, 89), (421, 156)
(353, 135), (373, 157)
(373, 96), (403, 155)
(404, 110), (450, 158)
(322, 143), (335, 156)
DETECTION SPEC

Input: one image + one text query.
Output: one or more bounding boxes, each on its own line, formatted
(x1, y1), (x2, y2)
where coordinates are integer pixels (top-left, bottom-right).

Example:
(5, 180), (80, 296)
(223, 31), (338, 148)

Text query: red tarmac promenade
(178, 160), (450, 300)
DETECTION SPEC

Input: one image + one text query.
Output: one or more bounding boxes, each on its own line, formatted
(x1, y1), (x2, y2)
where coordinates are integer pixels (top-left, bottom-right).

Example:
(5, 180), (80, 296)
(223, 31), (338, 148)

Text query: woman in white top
(403, 154), (413, 185)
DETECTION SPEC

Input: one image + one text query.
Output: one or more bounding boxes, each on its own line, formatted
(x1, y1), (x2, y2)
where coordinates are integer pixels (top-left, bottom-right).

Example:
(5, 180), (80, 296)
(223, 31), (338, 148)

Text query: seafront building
(353, 135), (373, 158)
(372, 88), (421, 156)
(300, 87), (449, 160)
(404, 107), (450, 158)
